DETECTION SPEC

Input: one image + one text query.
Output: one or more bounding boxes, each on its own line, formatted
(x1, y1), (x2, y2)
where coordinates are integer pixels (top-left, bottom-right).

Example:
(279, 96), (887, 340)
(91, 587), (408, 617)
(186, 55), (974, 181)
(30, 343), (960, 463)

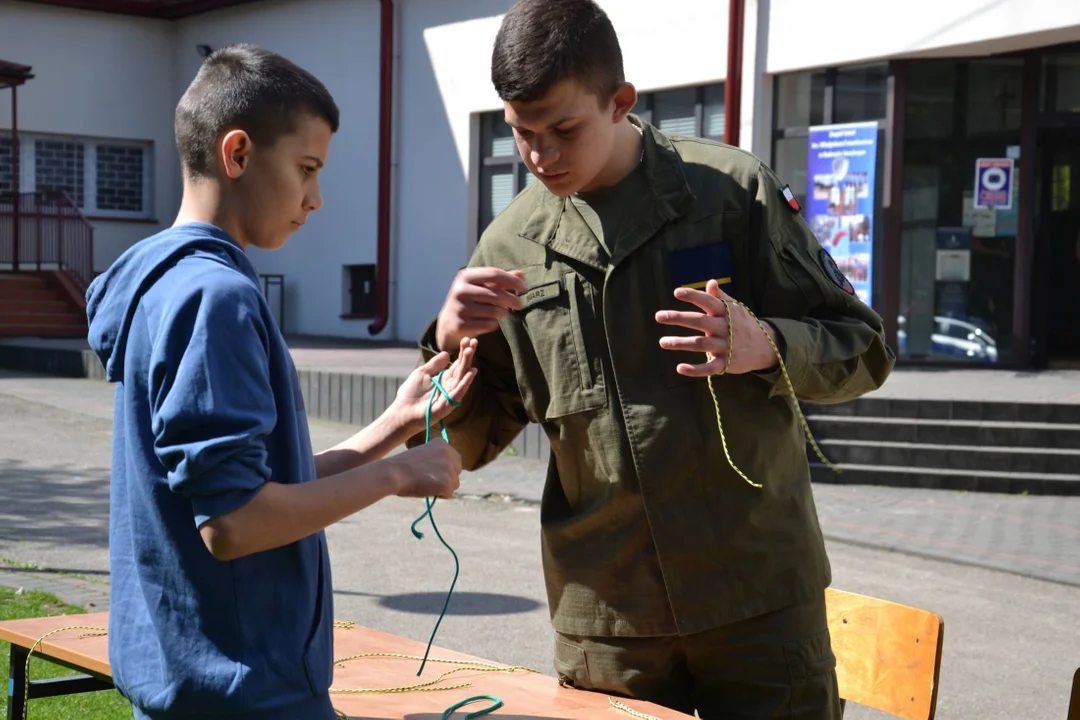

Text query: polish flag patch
(781, 185), (802, 213)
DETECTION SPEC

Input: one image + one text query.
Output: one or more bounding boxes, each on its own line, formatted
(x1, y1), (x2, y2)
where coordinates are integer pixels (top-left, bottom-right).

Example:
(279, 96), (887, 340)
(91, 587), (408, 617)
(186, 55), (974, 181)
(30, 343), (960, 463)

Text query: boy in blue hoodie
(85, 44), (473, 720)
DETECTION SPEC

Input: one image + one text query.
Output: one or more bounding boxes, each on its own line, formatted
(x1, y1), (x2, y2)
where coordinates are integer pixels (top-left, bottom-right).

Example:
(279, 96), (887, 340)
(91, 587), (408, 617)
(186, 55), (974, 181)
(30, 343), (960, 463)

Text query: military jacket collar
(517, 116), (697, 272)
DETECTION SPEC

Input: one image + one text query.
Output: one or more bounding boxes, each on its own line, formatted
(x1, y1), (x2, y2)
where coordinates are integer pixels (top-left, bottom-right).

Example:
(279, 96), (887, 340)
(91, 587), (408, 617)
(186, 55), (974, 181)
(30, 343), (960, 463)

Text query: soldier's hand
(389, 439), (463, 499)
(655, 279), (780, 376)
(436, 267), (527, 351)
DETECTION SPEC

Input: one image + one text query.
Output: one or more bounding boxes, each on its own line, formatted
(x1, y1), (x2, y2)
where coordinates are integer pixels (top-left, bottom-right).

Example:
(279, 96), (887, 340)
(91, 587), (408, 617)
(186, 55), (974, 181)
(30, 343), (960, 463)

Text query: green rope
(413, 372), (504, 720)
(441, 695), (504, 719)
(412, 369), (461, 678)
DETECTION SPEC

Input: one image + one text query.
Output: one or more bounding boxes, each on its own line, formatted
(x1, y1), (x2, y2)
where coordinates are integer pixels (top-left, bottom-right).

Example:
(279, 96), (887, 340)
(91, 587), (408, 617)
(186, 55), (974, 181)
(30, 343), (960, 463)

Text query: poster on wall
(805, 121), (879, 307)
(974, 158), (1014, 209)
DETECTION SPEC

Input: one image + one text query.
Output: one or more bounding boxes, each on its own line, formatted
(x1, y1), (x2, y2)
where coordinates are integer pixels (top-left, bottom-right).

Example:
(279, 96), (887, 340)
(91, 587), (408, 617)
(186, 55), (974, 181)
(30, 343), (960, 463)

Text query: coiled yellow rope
(19, 625), (109, 720)
(705, 296), (840, 488)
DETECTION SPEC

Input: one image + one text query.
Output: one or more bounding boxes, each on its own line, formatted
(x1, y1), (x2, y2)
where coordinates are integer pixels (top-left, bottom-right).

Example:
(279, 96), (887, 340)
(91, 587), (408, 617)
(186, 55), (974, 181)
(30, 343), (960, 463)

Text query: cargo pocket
(783, 629), (841, 720)
(771, 220), (861, 316)
(512, 267), (607, 421)
(553, 636), (591, 690)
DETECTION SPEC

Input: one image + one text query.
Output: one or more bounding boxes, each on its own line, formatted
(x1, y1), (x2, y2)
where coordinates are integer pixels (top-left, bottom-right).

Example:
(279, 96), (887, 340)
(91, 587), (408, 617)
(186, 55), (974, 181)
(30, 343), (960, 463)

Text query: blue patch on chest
(669, 241), (736, 294)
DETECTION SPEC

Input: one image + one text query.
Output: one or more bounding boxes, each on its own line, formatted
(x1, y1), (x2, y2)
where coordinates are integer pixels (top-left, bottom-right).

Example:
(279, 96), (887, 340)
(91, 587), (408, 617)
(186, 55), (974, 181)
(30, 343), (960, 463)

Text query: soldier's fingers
(672, 286), (728, 317)
(462, 267), (528, 293)
(459, 318), (502, 336)
(655, 310), (727, 335)
(457, 284), (523, 310)
(705, 278), (735, 302)
(658, 334), (728, 355)
(675, 357), (729, 377)
(460, 302), (512, 321)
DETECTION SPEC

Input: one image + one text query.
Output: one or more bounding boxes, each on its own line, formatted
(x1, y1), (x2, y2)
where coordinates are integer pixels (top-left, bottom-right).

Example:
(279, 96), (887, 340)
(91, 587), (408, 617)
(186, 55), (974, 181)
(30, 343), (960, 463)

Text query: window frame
(0, 131), (154, 220)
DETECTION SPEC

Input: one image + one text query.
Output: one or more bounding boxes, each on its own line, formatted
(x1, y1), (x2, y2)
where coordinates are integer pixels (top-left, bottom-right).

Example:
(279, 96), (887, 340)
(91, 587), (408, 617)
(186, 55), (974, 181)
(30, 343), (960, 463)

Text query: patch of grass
(0, 586), (131, 719)
(0, 559), (107, 585)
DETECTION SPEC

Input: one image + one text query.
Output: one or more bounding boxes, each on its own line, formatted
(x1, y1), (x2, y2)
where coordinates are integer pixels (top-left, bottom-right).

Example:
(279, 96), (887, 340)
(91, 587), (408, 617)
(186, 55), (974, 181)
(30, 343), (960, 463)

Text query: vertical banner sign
(805, 122), (879, 307)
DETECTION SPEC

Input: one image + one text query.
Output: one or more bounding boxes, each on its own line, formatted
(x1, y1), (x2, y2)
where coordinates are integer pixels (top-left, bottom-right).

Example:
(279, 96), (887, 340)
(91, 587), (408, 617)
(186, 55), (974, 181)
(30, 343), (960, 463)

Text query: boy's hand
(655, 279), (780, 376)
(390, 440), (463, 499)
(435, 268), (527, 351)
(392, 337), (478, 433)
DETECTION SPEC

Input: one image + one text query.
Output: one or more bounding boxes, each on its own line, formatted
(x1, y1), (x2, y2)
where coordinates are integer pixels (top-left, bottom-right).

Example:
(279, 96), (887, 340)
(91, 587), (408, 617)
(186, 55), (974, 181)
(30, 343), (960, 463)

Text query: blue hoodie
(86, 222), (335, 719)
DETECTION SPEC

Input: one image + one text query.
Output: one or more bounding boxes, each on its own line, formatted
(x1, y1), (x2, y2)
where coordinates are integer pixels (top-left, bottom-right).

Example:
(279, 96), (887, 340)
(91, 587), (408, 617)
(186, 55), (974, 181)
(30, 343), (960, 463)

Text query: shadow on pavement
(0, 458), (111, 551)
(333, 588), (542, 616)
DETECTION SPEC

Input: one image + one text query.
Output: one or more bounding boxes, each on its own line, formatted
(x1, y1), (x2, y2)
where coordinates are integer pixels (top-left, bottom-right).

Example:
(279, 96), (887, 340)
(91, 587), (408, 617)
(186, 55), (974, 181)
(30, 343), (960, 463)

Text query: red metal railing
(0, 190), (95, 291)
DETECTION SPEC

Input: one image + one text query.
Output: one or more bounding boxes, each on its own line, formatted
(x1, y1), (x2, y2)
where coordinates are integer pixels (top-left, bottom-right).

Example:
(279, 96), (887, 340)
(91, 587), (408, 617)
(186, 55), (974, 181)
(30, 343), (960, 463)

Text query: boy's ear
(611, 82), (637, 123)
(220, 130), (253, 179)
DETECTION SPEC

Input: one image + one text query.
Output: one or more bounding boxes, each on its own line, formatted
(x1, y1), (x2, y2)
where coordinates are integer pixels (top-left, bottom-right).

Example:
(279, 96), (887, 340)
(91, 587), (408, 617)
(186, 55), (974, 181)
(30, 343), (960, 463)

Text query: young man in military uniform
(413, 0), (895, 717)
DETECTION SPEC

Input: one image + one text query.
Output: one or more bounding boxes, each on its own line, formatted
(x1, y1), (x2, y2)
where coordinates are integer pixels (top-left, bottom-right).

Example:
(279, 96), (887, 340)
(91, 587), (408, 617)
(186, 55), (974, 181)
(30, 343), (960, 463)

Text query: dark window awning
(0, 59), (33, 89)
(8, 0), (261, 20)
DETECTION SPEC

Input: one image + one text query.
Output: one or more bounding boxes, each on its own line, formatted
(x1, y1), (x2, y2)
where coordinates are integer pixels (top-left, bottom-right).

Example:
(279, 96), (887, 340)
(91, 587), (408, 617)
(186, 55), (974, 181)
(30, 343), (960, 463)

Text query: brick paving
(0, 567), (111, 611)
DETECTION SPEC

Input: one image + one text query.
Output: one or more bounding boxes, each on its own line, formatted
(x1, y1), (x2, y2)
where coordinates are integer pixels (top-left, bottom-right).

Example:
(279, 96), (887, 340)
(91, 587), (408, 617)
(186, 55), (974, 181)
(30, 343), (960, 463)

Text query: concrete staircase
(0, 272), (88, 337)
(805, 397), (1080, 495)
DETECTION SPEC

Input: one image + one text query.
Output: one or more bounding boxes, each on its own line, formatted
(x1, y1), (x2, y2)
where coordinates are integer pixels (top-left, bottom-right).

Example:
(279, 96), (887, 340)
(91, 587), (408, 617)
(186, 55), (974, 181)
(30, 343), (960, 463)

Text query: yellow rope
(17, 622), (661, 720)
(609, 696), (663, 720)
(329, 652), (537, 695)
(328, 620), (536, 718)
(21, 625), (109, 720)
(705, 296), (840, 488)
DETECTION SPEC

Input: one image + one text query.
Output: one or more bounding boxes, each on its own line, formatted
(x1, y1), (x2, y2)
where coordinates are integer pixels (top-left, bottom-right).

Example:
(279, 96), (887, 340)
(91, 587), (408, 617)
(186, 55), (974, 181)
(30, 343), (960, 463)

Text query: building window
(896, 58), (1023, 365)
(476, 82), (725, 238)
(0, 132), (153, 219)
(34, 139), (85, 207)
(342, 263), (376, 317)
(631, 83), (726, 141)
(0, 136), (13, 195)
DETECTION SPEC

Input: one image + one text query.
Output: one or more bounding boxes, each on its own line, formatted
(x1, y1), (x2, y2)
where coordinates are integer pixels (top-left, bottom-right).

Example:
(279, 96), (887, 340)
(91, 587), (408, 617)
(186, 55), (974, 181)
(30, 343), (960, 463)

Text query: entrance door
(1034, 127), (1080, 365)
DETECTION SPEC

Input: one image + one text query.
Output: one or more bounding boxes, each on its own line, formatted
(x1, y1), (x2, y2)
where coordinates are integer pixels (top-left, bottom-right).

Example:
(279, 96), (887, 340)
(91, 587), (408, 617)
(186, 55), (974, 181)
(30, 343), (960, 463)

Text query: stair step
(810, 462), (1080, 495)
(0, 324), (88, 338)
(0, 288), (63, 302)
(0, 312), (85, 326)
(1, 299), (70, 312)
(817, 439), (1080, 474)
(805, 398), (1080, 425)
(0, 273), (52, 284)
(806, 415), (1080, 449)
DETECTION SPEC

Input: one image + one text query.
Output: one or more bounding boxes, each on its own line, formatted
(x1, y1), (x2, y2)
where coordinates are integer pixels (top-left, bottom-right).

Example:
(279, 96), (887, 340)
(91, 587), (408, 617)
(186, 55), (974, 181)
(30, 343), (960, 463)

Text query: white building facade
(1, 0), (1078, 370)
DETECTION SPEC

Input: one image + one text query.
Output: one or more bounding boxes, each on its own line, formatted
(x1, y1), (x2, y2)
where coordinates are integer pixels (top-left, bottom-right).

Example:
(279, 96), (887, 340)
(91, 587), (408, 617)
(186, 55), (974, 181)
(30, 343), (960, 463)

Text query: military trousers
(552, 591), (842, 720)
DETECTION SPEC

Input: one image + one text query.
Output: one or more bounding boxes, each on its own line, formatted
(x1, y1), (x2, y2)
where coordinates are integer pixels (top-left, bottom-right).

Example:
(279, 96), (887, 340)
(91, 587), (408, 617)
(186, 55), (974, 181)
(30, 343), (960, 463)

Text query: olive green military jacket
(416, 117), (895, 638)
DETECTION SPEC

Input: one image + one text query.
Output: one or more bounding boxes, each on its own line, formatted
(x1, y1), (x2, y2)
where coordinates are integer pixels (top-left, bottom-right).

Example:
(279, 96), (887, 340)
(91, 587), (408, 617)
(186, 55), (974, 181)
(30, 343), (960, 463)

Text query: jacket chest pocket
(508, 267), (607, 422)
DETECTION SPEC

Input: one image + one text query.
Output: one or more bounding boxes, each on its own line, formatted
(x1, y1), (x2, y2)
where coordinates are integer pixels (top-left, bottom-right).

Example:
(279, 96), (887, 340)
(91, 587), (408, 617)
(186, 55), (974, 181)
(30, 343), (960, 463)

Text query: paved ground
(1, 371), (1078, 719)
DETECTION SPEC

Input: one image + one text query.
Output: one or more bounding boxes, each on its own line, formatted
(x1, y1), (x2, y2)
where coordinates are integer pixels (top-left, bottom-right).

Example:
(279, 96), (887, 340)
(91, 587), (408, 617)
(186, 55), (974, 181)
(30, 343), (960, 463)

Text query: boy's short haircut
(491, 0), (624, 104)
(175, 43), (340, 179)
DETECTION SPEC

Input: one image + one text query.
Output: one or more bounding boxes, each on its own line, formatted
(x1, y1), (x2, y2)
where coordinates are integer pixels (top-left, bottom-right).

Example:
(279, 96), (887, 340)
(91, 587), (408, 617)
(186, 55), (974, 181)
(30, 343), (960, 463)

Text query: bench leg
(7, 644), (28, 720)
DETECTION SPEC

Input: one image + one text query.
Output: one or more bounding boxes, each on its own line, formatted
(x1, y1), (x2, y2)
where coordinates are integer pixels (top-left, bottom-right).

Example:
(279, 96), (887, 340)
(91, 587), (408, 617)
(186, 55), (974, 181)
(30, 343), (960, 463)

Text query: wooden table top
(0, 613), (694, 719)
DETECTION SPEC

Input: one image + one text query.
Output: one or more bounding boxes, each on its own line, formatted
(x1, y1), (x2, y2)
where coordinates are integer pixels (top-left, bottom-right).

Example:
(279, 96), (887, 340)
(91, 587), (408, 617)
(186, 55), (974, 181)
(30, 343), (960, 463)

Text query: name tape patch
(518, 280), (563, 310)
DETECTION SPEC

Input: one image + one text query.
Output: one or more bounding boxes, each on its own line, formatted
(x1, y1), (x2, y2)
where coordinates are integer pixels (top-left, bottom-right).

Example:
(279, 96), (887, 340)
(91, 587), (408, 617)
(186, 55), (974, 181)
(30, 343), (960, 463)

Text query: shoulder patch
(819, 248), (856, 295)
(781, 185), (802, 213)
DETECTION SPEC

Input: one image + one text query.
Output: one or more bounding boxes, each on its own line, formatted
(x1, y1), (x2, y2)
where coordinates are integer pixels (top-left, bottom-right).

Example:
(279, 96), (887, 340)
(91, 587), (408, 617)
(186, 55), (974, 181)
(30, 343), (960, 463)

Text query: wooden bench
(0, 612), (693, 720)
(3, 589), (951, 719)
